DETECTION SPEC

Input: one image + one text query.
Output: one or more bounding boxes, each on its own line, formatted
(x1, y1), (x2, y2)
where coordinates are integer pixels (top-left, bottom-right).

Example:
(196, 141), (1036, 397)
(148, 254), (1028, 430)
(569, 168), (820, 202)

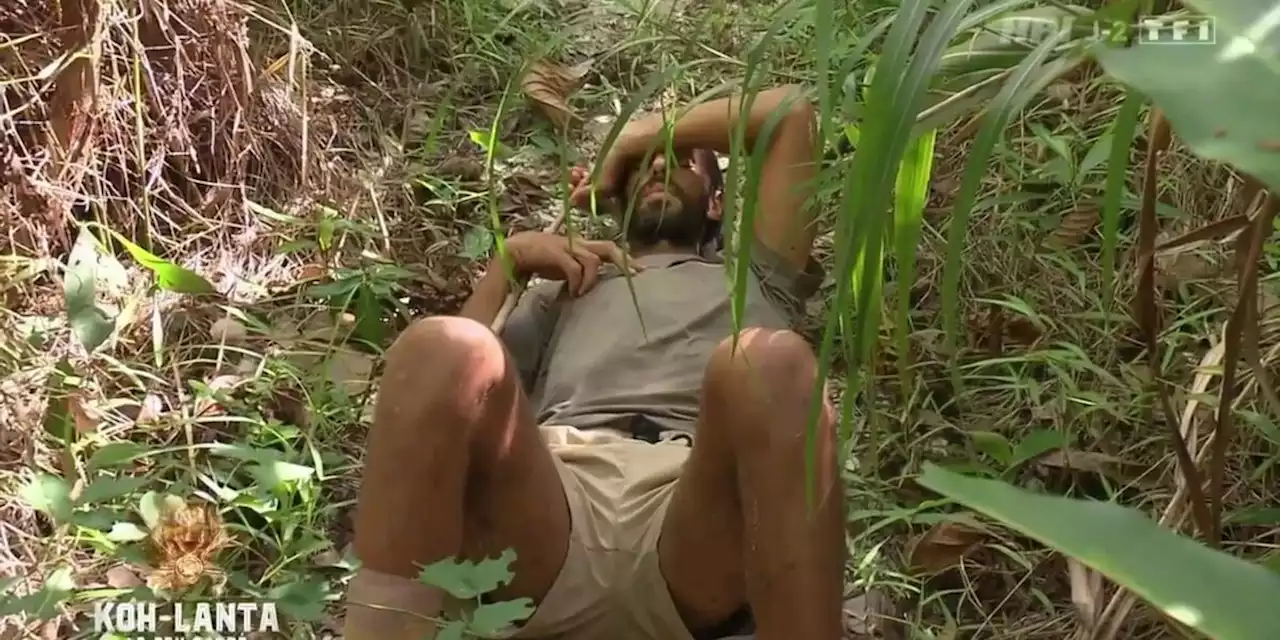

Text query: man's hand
(499, 231), (638, 297)
(568, 130), (647, 211)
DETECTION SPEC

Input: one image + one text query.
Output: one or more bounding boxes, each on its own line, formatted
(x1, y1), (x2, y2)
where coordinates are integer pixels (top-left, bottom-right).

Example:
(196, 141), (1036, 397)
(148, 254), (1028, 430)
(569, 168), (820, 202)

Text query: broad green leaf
(1010, 429), (1068, 469)
(435, 620), (467, 640)
(20, 474), (73, 523)
(269, 579), (330, 621)
(469, 598), (536, 635)
(352, 285), (386, 348)
(418, 549), (517, 599)
(248, 461), (316, 490)
(137, 491), (166, 529)
(78, 476), (148, 505)
(96, 227), (215, 294)
(971, 431), (1014, 466)
(919, 464), (1280, 639)
(1225, 507), (1280, 526)
(0, 566), (75, 619)
(1092, 4), (1280, 191)
(88, 442), (149, 469)
(64, 227), (115, 352)
(891, 129), (936, 389)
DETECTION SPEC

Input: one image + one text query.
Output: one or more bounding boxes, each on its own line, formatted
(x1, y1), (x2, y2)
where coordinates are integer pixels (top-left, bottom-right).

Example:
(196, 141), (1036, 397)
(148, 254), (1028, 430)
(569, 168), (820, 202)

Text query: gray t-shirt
(499, 242), (820, 437)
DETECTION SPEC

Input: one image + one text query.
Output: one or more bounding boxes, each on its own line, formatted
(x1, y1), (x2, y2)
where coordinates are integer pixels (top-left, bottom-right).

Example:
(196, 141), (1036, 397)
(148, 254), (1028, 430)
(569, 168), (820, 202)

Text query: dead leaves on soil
(522, 59), (591, 130)
(907, 519), (991, 575)
(1047, 206), (1100, 248)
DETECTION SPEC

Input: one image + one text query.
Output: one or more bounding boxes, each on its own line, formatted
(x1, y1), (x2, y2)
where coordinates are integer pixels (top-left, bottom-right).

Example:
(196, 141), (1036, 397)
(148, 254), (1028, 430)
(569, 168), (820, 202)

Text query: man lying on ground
(342, 83), (843, 640)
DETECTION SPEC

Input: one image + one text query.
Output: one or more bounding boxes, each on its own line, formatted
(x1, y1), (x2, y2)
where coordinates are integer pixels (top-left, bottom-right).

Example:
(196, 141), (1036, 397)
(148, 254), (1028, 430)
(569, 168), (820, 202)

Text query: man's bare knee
(703, 328), (831, 444)
(705, 328), (817, 399)
(380, 316), (515, 432)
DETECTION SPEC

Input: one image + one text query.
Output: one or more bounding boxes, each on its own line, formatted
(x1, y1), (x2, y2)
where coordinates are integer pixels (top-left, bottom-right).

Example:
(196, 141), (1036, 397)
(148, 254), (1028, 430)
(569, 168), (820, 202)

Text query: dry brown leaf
(906, 520), (989, 574)
(325, 347), (375, 397)
(522, 59), (591, 130)
(1047, 206), (1099, 248)
(210, 316), (248, 344)
(296, 264), (327, 281)
(1034, 448), (1157, 490)
(105, 564), (144, 588)
(1155, 250), (1218, 288)
(69, 392), (99, 434)
(969, 306), (1043, 356)
(437, 157), (484, 181)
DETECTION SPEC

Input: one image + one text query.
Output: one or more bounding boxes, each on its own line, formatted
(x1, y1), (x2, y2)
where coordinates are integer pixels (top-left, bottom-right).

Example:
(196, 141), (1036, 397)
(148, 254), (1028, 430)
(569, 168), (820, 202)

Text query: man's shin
(343, 568), (444, 639)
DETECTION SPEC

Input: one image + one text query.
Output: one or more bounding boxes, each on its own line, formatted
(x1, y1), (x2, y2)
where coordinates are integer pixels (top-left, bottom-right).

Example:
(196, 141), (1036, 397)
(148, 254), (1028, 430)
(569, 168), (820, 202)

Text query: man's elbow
(762, 84), (816, 127)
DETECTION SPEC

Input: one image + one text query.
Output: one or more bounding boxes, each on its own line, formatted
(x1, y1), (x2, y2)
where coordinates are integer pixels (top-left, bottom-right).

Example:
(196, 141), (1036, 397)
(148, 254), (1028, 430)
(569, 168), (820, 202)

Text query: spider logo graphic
(146, 500), (233, 593)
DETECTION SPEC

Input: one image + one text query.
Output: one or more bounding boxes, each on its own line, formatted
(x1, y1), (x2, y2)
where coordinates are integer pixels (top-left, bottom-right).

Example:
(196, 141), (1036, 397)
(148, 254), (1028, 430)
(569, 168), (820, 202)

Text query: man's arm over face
(616, 84), (822, 275)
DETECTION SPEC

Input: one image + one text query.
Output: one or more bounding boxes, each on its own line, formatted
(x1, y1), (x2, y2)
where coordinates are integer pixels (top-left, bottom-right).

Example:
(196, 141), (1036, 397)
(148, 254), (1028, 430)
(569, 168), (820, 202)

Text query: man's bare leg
(345, 317), (571, 637)
(659, 328), (843, 640)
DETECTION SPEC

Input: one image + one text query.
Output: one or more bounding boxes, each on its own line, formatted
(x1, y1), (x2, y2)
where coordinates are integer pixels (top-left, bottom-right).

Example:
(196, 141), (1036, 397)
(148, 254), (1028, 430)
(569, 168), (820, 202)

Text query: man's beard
(620, 190), (708, 250)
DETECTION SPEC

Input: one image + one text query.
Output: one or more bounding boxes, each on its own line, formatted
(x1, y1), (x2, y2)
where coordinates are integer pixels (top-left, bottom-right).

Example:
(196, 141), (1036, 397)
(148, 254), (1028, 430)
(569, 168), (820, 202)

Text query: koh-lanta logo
(90, 497), (289, 638)
(93, 601), (280, 639)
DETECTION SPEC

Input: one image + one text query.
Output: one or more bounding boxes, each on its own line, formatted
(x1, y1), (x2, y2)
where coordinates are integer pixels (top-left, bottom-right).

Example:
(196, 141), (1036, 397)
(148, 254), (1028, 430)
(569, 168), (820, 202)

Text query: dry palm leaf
(522, 59), (592, 130)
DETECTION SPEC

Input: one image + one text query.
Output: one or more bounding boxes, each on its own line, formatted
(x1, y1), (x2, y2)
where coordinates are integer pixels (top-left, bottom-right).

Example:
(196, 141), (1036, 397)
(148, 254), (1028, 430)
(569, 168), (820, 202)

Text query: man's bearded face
(618, 151), (714, 249)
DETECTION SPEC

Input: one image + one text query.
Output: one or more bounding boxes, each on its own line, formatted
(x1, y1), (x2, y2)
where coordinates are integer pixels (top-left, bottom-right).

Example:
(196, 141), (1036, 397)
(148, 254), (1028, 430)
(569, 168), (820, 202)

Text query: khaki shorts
(511, 424), (696, 640)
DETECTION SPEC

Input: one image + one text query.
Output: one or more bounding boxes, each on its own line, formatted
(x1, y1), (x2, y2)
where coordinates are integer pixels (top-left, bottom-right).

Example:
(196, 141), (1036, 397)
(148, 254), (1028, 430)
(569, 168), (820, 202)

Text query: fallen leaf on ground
(296, 264), (327, 280)
(1047, 206), (1099, 248)
(69, 393), (99, 434)
(906, 519), (990, 574)
(105, 565), (144, 588)
(325, 347), (375, 397)
(437, 157), (484, 181)
(1033, 448), (1154, 488)
(842, 591), (902, 640)
(522, 59), (591, 130)
(210, 316), (247, 344)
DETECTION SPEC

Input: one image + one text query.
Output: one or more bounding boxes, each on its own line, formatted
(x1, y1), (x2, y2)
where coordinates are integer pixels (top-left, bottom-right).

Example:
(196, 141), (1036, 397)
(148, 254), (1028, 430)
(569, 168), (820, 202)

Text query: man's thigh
(656, 427), (749, 634)
(460, 419), (573, 604)
(357, 316), (573, 605)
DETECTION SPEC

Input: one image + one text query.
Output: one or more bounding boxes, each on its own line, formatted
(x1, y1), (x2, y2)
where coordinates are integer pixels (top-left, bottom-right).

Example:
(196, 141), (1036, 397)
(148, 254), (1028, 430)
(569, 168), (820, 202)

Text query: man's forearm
(618, 84), (811, 159)
(458, 264), (511, 327)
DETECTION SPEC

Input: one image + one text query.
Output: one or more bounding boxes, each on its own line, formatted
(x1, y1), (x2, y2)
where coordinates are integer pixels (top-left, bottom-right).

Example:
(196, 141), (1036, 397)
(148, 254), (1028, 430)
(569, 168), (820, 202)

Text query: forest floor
(2, 0), (1278, 638)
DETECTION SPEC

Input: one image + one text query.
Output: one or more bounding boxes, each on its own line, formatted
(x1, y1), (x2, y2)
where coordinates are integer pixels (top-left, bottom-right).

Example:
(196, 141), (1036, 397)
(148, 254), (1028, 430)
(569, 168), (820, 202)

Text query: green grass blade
(892, 129), (937, 389)
(722, 0), (811, 350)
(939, 28), (1072, 391)
(1100, 91), (1145, 308)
